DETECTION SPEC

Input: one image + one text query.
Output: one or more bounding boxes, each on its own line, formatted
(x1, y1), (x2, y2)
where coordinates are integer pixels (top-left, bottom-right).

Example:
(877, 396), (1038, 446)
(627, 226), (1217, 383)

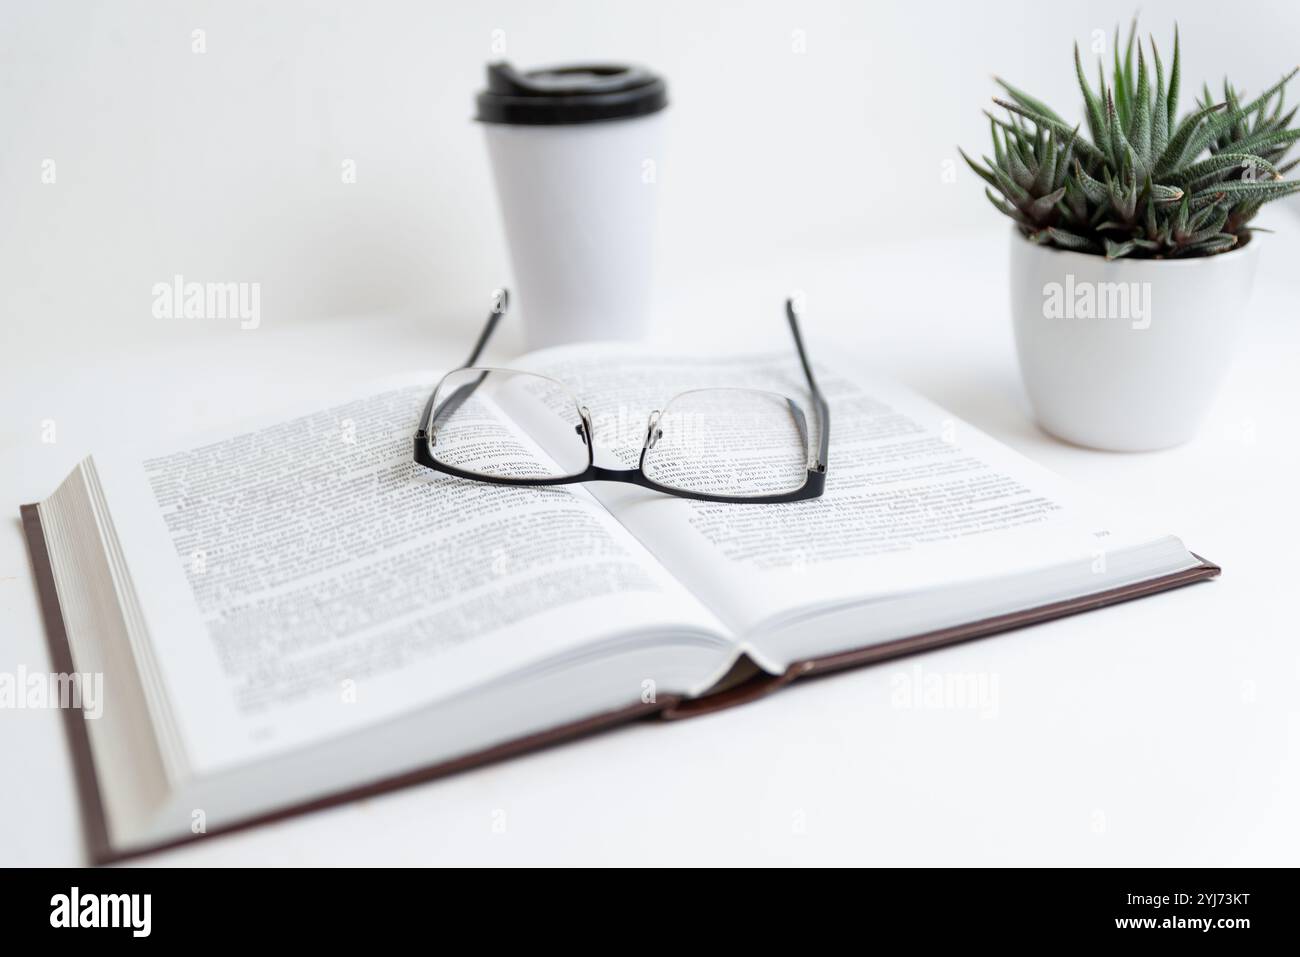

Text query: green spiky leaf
(994, 99), (1107, 165)
(1193, 179), (1300, 203)
(1104, 238), (1137, 260)
(1172, 153), (1282, 185)
(1046, 227), (1094, 249)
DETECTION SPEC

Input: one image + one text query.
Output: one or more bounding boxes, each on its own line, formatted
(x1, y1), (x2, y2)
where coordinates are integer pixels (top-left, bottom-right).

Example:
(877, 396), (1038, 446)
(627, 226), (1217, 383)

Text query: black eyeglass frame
(413, 289), (830, 504)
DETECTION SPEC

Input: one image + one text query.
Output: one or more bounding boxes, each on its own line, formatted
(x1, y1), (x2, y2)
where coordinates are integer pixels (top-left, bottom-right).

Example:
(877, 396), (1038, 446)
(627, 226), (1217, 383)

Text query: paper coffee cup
(476, 61), (668, 350)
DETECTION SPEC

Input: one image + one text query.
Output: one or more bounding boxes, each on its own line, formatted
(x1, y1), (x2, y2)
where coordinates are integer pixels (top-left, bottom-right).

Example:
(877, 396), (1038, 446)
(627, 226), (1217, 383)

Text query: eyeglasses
(413, 290), (829, 504)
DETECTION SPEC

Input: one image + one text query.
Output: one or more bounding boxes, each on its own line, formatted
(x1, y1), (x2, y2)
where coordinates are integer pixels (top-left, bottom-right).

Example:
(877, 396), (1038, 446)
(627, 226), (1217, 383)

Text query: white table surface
(3, 226), (1298, 866)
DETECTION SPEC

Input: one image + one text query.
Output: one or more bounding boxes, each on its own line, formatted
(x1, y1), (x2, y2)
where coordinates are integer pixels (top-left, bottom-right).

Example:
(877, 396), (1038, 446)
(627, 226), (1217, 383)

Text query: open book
(23, 343), (1217, 863)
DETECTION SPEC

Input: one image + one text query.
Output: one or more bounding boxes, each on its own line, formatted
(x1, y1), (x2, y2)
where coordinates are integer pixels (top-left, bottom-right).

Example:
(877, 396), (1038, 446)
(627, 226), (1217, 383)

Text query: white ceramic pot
(1009, 229), (1260, 451)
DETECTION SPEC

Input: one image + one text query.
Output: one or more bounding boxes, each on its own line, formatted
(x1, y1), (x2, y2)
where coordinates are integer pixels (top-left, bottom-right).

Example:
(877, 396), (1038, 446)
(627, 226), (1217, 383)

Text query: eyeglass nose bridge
(642, 410), (663, 450)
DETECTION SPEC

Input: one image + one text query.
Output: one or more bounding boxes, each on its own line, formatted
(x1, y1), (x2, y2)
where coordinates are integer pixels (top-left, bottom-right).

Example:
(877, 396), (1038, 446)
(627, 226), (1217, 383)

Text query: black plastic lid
(475, 61), (668, 126)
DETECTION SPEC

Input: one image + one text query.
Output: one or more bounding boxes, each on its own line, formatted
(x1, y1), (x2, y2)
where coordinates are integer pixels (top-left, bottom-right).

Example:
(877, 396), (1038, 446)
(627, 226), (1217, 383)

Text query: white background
(3, 0), (1299, 355)
(2, 1), (1299, 865)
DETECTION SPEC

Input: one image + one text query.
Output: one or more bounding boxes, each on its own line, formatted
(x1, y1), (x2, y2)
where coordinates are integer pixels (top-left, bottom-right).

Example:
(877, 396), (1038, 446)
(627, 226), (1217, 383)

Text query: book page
(93, 374), (730, 773)
(518, 346), (1192, 639)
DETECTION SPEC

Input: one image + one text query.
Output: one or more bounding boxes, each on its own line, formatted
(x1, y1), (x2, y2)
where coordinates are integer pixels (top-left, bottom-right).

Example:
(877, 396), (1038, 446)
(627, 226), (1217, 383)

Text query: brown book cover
(20, 502), (1221, 865)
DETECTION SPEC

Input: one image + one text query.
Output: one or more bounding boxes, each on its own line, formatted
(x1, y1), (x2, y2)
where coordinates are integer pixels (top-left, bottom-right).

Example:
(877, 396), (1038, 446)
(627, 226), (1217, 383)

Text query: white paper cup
(477, 62), (668, 350)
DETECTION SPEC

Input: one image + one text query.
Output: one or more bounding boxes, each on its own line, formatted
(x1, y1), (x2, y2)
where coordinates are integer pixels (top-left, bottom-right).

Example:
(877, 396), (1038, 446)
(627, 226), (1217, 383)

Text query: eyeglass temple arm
(418, 288), (510, 435)
(464, 288), (509, 366)
(785, 297), (829, 472)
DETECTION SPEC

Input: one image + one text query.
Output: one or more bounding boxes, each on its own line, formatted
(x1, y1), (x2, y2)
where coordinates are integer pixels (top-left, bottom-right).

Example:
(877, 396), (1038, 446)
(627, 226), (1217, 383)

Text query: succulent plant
(962, 21), (1300, 259)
